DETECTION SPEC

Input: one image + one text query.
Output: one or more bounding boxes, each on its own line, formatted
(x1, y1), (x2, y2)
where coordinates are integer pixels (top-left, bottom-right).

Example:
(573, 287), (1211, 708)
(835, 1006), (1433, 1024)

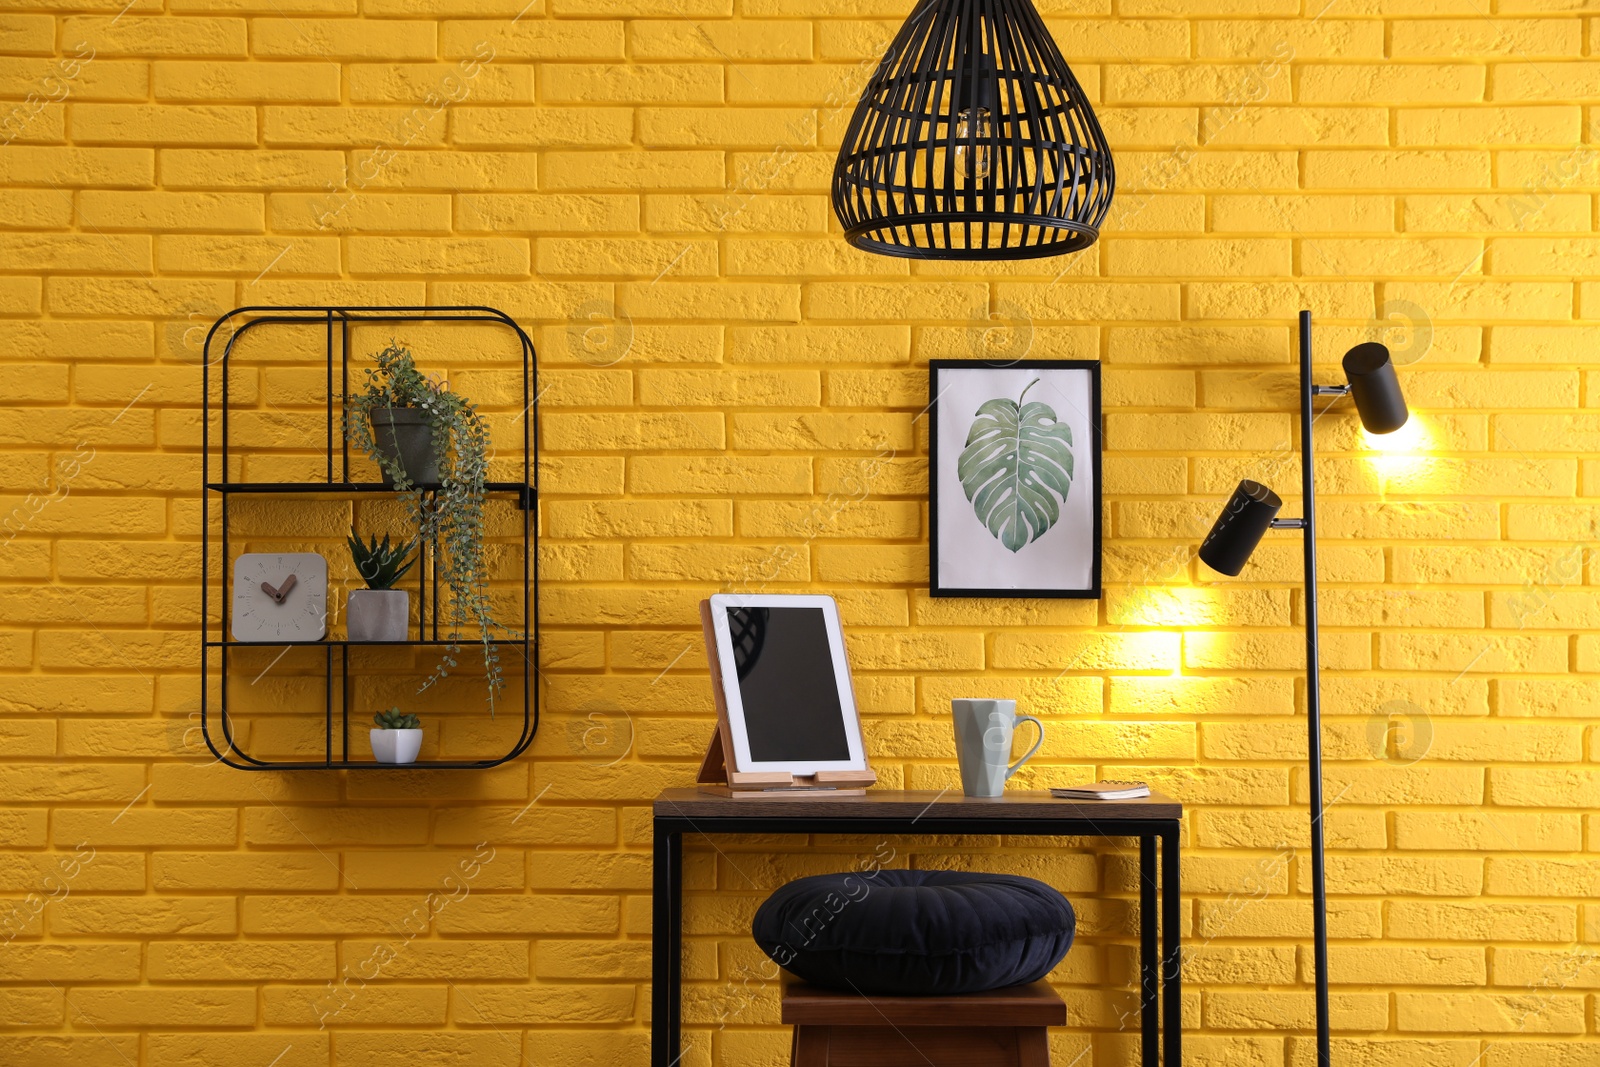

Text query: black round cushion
(751, 869), (1075, 996)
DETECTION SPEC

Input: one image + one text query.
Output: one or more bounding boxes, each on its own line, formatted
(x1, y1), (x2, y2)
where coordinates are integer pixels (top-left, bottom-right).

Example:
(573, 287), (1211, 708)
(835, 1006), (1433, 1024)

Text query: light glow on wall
(1118, 585), (1221, 630)
(1364, 413), (1432, 489)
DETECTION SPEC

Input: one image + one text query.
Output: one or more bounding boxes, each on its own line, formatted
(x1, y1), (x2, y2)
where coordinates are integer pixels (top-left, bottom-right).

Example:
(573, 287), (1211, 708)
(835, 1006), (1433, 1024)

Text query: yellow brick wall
(1, 1), (1597, 1065)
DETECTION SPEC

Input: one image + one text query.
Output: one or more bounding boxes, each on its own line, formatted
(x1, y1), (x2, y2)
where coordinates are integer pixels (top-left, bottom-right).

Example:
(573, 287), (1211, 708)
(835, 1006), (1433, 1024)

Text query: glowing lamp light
(1365, 412), (1432, 487)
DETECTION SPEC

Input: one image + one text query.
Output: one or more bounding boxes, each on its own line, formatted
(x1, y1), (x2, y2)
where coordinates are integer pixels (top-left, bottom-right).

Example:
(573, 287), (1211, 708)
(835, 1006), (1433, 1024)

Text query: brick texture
(1, 3), (1597, 1066)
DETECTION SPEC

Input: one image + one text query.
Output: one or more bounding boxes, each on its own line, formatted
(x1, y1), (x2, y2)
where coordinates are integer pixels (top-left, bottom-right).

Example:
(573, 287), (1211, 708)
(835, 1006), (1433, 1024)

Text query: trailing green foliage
(347, 528), (419, 591)
(345, 341), (507, 713)
(373, 706), (422, 730)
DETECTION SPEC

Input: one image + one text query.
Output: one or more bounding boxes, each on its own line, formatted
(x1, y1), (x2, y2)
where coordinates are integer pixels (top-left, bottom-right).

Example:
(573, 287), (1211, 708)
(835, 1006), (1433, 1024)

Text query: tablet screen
(725, 606), (852, 762)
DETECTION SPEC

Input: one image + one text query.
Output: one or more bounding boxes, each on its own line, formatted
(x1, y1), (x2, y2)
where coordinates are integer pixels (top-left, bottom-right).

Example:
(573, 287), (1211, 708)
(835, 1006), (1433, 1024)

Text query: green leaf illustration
(956, 378), (1075, 553)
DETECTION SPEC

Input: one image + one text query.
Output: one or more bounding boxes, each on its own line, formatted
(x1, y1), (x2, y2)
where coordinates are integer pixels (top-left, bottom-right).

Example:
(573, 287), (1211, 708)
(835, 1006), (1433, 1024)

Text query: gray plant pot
(348, 589), (409, 642)
(369, 406), (440, 486)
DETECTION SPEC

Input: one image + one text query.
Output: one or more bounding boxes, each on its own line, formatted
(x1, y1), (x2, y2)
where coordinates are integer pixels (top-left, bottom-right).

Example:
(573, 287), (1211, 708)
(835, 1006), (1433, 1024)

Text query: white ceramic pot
(348, 589), (409, 642)
(370, 728), (422, 765)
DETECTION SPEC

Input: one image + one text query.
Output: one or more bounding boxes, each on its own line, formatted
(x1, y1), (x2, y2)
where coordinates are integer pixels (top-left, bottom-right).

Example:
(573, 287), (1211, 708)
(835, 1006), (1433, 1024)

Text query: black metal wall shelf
(207, 481), (534, 504)
(200, 305), (538, 771)
(205, 639), (481, 648)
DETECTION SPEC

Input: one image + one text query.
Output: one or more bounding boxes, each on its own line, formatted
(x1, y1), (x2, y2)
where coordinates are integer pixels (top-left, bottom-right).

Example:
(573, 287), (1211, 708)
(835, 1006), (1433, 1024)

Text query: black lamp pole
(1198, 309), (1410, 1067)
(1298, 309), (1334, 1067)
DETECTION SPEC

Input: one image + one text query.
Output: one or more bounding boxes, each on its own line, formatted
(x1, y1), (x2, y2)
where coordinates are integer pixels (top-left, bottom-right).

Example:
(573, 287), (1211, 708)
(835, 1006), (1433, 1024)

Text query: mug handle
(1005, 715), (1045, 780)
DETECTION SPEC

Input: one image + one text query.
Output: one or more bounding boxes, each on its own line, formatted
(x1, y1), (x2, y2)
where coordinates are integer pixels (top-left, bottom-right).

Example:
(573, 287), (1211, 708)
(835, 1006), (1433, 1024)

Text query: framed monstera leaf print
(929, 360), (1102, 598)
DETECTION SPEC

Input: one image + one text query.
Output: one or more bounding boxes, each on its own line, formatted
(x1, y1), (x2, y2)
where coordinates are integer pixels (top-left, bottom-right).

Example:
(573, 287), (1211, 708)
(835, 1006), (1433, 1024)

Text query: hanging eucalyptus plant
(345, 341), (505, 713)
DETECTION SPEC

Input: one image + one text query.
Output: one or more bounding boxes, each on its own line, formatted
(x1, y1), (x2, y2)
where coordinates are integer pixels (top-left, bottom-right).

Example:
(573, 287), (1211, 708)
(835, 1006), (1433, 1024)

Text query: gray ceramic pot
(347, 589), (409, 642)
(369, 406), (440, 485)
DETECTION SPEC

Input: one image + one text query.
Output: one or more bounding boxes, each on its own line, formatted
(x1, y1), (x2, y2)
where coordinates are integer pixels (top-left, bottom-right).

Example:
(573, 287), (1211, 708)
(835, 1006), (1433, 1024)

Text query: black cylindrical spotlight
(1342, 342), (1408, 434)
(1198, 480), (1283, 576)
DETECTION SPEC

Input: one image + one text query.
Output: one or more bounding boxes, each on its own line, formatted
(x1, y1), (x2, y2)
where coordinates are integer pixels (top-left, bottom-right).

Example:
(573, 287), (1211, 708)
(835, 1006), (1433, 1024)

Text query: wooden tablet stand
(696, 599), (877, 798)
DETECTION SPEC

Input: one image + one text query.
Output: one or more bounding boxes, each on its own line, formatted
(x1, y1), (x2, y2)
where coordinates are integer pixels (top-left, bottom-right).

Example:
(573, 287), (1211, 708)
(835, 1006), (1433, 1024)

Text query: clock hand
(258, 575), (298, 605)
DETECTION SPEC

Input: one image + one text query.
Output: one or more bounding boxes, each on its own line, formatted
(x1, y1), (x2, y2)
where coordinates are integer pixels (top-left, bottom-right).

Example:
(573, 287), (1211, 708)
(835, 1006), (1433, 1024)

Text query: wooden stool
(781, 978), (1065, 1067)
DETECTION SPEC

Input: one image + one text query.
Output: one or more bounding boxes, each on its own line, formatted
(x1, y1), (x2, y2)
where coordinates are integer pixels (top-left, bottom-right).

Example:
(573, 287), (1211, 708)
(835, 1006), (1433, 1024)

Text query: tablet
(706, 593), (868, 774)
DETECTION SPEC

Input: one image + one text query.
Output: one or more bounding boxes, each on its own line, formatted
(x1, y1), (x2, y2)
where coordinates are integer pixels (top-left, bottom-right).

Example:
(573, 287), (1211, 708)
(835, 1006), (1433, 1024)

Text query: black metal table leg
(1141, 834), (1158, 1067)
(1161, 825), (1182, 1067)
(652, 824), (682, 1067)
(646, 807), (1183, 1067)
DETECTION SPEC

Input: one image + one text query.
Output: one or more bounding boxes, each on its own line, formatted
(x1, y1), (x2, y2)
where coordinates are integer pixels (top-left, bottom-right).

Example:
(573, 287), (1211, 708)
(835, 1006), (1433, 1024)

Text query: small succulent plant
(348, 528), (419, 591)
(373, 707), (421, 730)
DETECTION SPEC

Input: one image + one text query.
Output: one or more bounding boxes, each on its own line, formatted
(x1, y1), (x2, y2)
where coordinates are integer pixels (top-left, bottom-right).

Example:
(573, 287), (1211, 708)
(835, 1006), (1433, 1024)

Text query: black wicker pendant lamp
(832, 0), (1115, 260)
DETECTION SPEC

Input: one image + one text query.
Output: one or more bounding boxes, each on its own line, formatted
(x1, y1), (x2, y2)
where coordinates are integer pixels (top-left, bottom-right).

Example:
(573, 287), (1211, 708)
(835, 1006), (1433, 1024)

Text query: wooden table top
(654, 787), (1181, 822)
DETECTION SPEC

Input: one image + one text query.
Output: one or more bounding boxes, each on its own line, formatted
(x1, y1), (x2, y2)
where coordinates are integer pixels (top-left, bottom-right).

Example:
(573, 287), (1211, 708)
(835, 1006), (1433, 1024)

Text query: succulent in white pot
(346, 528), (417, 642)
(370, 707), (423, 765)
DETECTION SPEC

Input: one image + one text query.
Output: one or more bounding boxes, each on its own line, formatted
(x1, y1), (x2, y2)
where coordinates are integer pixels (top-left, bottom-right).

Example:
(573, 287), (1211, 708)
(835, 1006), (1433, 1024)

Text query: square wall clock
(230, 551), (329, 642)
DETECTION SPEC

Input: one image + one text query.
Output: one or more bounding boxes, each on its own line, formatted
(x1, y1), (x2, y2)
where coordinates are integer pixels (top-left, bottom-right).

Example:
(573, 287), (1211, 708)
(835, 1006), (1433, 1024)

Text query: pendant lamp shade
(832, 0), (1115, 260)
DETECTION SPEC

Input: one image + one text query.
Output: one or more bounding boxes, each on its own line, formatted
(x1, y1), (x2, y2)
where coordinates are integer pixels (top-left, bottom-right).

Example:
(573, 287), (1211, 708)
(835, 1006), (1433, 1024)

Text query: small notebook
(1051, 780), (1151, 801)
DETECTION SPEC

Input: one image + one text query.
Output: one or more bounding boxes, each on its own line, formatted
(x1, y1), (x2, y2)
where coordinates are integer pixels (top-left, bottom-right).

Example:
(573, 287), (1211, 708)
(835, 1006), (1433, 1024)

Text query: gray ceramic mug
(951, 699), (1045, 798)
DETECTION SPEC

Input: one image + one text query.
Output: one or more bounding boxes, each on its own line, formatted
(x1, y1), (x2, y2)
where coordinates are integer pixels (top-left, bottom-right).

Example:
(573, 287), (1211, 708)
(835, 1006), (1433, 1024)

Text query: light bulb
(955, 106), (992, 182)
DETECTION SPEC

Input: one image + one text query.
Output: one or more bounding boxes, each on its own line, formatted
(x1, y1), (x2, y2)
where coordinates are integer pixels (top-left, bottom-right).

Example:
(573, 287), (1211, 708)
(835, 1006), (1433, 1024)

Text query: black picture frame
(928, 359), (1103, 599)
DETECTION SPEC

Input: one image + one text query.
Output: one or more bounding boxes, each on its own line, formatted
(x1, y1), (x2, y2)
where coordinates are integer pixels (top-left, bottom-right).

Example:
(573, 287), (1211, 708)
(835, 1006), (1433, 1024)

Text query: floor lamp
(1196, 310), (1410, 1067)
